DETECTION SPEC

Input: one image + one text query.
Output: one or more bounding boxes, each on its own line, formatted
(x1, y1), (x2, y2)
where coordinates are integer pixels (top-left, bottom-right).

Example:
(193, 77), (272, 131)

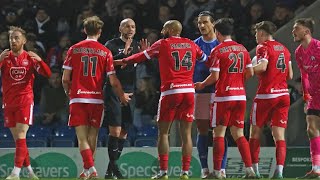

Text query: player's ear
(83, 28), (87, 35)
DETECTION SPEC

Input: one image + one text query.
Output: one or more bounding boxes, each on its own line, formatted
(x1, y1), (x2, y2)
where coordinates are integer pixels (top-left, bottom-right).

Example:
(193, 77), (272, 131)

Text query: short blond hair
(8, 26), (26, 38)
(83, 16), (104, 36)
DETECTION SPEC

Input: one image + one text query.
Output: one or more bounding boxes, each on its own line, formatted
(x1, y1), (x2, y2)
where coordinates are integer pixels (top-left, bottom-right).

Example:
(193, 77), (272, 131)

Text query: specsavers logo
(118, 151), (201, 178)
(0, 153), (77, 178)
(10, 67), (26, 81)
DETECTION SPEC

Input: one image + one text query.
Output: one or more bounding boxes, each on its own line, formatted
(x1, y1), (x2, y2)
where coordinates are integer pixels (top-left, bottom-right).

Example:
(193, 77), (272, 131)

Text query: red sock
(159, 154), (169, 171)
(80, 149), (94, 169)
(213, 137), (225, 170)
(236, 136), (252, 167)
(249, 138), (260, 164)
(182, 155), (191, 171)
(276, 140), (286, 165)
(23, 150), (31, 167)
(15, 139), (27, 168)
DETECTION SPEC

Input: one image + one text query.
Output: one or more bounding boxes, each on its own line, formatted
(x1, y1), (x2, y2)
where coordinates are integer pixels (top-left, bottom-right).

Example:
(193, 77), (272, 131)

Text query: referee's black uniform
(104, 37), (139, 130)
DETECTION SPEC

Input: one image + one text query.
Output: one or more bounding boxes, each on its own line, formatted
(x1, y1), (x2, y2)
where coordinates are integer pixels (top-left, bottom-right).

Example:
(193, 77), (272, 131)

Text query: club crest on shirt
(10, 67), (26, 81)
(22, 59), (29, 66)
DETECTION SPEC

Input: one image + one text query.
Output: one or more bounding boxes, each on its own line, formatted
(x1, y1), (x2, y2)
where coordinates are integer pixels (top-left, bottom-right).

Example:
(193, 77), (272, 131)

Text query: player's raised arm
(0, 49), (10, 64)
(195, 51), (219, 90)
(287, 61), (293, 80)
(29, 51), (52, 78)
(253, 44), (269, 75)
(122, 39), (161, 64)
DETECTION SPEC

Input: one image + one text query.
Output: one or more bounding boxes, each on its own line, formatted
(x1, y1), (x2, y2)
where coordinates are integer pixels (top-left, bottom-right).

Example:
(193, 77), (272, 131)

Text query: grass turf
(21, 177), (295, 180)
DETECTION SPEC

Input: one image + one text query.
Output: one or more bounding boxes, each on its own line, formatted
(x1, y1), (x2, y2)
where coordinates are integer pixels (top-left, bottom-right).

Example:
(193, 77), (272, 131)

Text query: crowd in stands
(0, 0), (316, 147)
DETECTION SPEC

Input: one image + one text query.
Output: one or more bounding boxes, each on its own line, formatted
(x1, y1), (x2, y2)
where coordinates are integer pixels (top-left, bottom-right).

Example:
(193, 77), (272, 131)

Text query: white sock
(12, 166), (21, 176)
(88, 166), (97, 173)
(313, 165), (320, 172)
(245, 167), (254, 174)
(214, 170), (221, 176)
(83, 169), (89, 176)
(202, 168), (209, 173)
(276, 165), (284, 174)
(181, 171), (189, 175)
(221, 169), (226, 174)
(27, 165), (34, 174)
(160, 170), (167, 175)
(252, 163), (259, 173)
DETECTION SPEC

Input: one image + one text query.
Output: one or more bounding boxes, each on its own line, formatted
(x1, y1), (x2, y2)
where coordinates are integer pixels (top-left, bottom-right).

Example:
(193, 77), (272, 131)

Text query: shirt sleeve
(256, 44), (269, 63)
(62, 47), (73, 70)
(209, 49), (220, 72)
(295, 49), (310, 101)
(32, 57), (52, 78)
(195, 43), (207, 62)
(106, 51), (115, 76)
(123, 39), (161, 64)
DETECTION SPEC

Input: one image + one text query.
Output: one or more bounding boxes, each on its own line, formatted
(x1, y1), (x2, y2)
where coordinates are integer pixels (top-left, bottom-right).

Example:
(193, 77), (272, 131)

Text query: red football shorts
(4, 104), (34, 128)
(157, 93), (194, 122)
(250, 95), (290, 128)
(211, 101), (246, 128)
(68, 103), (104, 128)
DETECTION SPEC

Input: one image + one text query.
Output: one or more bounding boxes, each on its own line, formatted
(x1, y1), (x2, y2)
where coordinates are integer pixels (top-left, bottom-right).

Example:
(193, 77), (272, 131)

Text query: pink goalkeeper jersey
(295, 38), (320, 101)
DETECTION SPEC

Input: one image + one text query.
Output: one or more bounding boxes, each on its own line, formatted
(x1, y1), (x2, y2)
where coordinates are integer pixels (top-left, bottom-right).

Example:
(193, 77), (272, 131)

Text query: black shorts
(307, 109), (320, 117)
(104, 84), (134, 130)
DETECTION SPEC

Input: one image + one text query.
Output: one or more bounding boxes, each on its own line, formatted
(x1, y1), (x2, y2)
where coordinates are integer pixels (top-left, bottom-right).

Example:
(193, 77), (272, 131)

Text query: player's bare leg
(76, 126), (98, 179)
(271, 126), (286, 179)
(88, 126), (99, 156)
(151, 120), (172, 180)
(180, 120), (193, 179)
(6, 123), (38, 180)
(298, 115), (320, 179)
(249, 125), (262, 178)
(230, 126), (255, 179)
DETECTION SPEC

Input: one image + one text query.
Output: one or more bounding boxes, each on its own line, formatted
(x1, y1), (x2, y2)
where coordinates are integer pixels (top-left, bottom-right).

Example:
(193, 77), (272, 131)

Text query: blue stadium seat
(27, 137), (47, 147)
(134, 137), (157, 147)
(51, 137), (75, 147)
(51, 126), (76, 147)
(0, 139), (15, 148)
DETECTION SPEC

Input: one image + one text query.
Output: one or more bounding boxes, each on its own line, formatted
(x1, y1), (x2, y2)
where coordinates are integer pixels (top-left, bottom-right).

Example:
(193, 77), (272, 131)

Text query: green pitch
(22, 177), (294, 180)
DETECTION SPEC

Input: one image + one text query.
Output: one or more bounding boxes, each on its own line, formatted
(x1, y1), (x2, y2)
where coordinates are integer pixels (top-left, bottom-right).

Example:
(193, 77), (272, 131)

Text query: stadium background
(0, 0), (320, 178)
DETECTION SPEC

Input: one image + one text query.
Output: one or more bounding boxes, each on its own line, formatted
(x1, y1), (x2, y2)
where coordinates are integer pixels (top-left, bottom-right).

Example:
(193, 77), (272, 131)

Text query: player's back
(66, 39), (113, 101)
(256, 40), (290, 95)
(158, 37), (201, 92)
(212, 40), (251, 98)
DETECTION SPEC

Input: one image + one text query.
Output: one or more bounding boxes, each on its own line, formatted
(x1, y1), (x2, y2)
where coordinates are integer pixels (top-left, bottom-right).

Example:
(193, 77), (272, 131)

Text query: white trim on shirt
(62, 65), (72, 70)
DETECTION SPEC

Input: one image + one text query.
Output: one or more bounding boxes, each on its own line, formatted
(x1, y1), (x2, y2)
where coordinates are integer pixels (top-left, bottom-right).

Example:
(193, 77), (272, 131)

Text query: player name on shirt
(171, 43), (191, 49)
(72, 47), (107, 57)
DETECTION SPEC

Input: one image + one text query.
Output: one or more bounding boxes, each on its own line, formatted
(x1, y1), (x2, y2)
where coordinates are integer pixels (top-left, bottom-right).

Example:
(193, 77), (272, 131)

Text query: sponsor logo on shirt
(311, 56), (316, 61)
(77, 89), (101, 95)
(225, 86), (244, 91)
(270, 88), (288, 93)
(22, 59), (29, 66)
(169, 83), (193, 89)
(9, 67), (26, 81)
